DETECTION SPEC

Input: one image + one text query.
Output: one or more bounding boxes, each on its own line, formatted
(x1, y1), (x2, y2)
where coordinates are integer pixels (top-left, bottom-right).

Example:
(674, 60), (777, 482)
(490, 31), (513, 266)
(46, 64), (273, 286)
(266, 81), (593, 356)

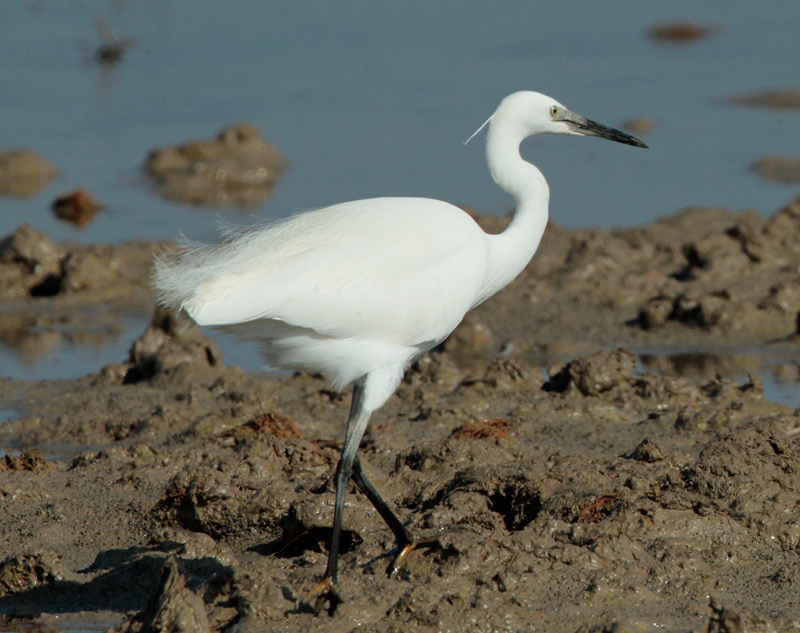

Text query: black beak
(567, 114), (648, 148)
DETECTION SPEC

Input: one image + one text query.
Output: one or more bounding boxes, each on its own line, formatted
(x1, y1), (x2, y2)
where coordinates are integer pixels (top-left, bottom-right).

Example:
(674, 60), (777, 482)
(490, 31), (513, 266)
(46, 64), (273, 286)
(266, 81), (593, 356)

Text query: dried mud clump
(488, 195), (800, 349)
(441, 312), (496, 358)
(0, 224), (63, 298)
(450, 418), (514, 442)
(0, 553), (66, 597)
(634, 196), (800, 338)
(545, 348), (636, 395)
(0, 149), (58, 197)
(0, 450), (47, 472)
(145, 124), (287, 207)
(155, 444), (296, 542)
(627, 438), (665, 463)
(683, 424), (799, 529)
(0, 224), (157, 301)
(115, 308), (224, 385)
(120, 557), (212, 633)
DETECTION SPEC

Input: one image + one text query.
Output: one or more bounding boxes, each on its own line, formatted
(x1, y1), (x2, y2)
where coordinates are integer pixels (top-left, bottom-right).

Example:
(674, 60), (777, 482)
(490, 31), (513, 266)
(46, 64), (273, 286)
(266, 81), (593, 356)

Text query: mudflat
(2, 197), (800, 632)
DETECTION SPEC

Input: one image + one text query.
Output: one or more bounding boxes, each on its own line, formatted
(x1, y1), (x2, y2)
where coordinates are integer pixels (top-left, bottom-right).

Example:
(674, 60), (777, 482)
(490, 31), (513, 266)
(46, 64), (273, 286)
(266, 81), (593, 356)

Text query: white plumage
(152, 91), (646, 613)
(155, 197), (489, 403)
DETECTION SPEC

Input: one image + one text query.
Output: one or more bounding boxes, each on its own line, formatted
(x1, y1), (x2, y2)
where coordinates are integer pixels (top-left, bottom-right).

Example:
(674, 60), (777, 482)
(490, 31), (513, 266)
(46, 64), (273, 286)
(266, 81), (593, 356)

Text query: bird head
(468, 91), (648, 149)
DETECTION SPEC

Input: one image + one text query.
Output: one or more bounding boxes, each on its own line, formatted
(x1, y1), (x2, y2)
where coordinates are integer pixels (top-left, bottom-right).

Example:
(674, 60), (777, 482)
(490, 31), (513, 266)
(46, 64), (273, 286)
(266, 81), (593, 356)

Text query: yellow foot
(389, 540), (418, 577)
(389, 524), (471, 577)
(303, 576), (342, 616)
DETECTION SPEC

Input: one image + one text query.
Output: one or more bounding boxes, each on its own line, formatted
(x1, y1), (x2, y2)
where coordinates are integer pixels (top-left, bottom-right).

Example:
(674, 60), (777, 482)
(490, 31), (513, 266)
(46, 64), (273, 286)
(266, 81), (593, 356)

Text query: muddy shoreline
(2, 198), (800, 632)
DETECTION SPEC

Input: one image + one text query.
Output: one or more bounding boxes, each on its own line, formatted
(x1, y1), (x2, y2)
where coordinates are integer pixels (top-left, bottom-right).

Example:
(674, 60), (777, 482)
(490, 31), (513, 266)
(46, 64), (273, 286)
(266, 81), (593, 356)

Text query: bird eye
(550, 106), (559, 118)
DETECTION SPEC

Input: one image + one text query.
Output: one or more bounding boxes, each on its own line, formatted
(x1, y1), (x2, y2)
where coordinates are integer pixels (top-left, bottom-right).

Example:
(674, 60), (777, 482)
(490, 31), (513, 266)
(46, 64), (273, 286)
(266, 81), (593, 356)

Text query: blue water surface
(0, 1), (798, 391)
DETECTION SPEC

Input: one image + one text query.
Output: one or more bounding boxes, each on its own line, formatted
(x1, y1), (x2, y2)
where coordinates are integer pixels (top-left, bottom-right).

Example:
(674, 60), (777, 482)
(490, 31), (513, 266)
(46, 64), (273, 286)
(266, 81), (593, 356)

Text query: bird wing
(176, 198), (489, 347)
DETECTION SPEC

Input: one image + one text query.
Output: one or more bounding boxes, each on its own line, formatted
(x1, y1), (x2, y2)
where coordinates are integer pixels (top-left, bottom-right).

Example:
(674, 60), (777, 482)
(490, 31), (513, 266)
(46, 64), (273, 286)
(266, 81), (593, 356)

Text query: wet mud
(0, 150), (58, 199)
(144, 124), (288, 207)
(2, 197), (800, 632)
(752, 156), (800, 184)
(0, 224), (159, 365)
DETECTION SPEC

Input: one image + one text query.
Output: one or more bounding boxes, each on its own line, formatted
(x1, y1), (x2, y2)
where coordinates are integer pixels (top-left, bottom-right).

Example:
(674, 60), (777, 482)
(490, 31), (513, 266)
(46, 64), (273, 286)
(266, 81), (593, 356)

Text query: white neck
(475, 119), (550, 305)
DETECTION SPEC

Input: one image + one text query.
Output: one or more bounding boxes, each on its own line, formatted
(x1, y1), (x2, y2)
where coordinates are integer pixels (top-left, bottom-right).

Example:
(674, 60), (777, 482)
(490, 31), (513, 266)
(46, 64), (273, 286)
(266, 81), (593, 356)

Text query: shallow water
(1, 1), (799, 394)
(639, 348), (800, 408)
(2, 1), (798, 245)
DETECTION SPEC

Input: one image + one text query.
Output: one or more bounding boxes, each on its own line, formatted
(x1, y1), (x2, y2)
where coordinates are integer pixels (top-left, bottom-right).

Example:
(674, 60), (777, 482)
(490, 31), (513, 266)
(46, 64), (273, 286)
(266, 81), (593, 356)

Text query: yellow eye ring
(549, 105), (559, 118)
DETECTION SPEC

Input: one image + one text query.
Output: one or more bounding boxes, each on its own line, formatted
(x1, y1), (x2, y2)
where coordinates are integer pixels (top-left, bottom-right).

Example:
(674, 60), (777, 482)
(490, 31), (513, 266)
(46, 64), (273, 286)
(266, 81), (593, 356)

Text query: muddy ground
(2, 197), (800, 632)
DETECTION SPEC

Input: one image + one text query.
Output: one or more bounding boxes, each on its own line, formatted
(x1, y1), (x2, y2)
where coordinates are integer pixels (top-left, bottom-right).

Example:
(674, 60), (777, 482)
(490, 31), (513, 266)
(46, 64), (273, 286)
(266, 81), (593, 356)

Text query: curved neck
(475, 122), (550, 304)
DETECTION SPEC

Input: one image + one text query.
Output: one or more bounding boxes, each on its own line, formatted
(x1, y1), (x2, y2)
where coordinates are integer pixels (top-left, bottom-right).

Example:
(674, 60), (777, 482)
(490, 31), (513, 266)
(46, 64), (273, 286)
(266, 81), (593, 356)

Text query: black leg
(302, 377), (464, 614)
(304, 380), (372, 616)
(351, 455), (463, 577)
(351, 457), (414, 547)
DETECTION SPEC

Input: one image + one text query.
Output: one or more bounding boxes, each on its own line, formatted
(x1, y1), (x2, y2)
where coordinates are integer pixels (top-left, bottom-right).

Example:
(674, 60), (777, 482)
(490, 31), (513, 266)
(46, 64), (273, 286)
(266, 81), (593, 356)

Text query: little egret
(153, 91), (647, 614)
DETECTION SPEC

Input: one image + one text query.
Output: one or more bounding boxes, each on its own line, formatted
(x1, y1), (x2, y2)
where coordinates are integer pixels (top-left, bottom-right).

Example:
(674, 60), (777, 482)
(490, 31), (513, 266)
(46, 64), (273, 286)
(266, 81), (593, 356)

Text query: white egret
(153, 91), (647, 615)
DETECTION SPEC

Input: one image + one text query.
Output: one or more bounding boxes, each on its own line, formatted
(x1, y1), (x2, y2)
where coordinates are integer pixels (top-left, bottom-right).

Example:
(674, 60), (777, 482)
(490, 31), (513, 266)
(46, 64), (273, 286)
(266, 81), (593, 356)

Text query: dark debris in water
(647, 21), (717, 43)
(51, 188), (103, 228)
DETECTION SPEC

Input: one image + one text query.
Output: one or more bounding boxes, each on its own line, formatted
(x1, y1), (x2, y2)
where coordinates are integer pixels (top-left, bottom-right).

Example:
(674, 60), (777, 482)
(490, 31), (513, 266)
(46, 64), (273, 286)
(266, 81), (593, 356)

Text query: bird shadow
(248, 525), (361, 559)
(0, 544), (232, 619)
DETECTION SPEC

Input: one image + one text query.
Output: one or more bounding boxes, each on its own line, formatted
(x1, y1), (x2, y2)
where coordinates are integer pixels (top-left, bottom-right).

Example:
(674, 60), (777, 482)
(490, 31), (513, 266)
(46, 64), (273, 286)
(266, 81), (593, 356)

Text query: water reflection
(0, 308), (127, 365)
(640, 350), (760, 378)
(640, 349), (800, 408)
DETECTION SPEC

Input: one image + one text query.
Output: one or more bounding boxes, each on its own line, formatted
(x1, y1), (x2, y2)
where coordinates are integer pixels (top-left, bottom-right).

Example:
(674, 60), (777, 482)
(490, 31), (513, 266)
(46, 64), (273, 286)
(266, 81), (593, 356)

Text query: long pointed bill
(565, 113), (648, 148)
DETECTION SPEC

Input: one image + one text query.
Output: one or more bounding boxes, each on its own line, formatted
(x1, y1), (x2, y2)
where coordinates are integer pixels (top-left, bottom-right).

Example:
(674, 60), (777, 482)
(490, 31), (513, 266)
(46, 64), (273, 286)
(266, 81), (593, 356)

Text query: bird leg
(351, 456), (414, 546)
(350, 456), (415, 575)
(303, 379), (462, 615)
(350, 457), (462, 577)
(304, 379), (371, 616)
